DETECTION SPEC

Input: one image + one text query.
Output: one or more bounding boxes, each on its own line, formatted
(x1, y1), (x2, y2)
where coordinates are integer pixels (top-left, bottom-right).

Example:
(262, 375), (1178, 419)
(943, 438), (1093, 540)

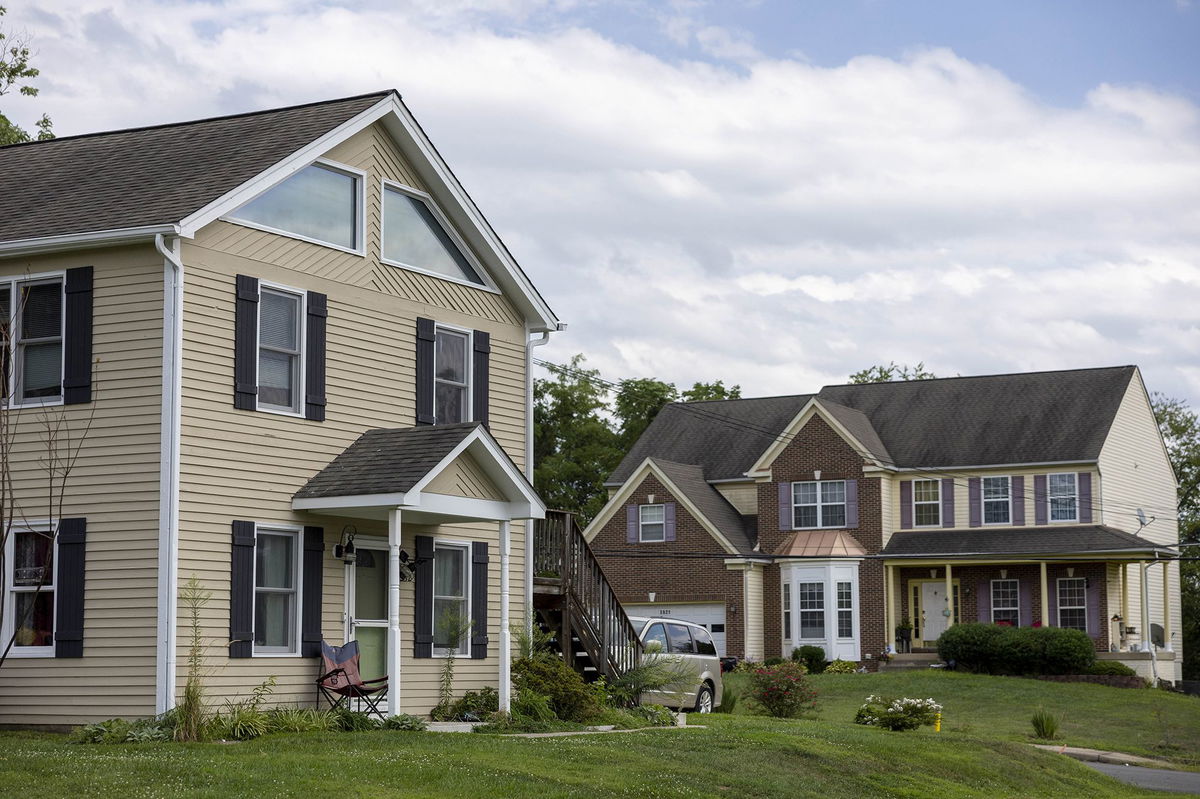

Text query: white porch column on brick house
(943, 564), (953, 626)
(1040, 562), (1050, 627)
(388, 507), (403, 707)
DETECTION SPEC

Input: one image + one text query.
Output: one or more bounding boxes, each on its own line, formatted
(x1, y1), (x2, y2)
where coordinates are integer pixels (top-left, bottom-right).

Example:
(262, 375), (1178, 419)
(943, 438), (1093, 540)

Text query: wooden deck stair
(532, 510), (641, 681)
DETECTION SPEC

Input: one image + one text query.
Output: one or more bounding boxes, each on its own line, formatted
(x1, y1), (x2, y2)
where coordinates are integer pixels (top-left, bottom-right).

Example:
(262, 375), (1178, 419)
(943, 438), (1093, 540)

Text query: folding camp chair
(317, 640), (389, 720)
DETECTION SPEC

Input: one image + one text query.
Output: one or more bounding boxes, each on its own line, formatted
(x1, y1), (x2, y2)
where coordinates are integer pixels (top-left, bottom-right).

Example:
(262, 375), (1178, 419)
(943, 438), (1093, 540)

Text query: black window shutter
(55, 517), (87, 658)
(470, 541), (489, 659)
(413, 535), (435, 658)
(415, 318), (436, 425)
(229, 520), (256, 658)
(472, 330), (490, 427)
(304, 292), (327, 421)
(301, 526), (324, 657)
(233, 275), (259, 410)
(63, 266), (93, 405)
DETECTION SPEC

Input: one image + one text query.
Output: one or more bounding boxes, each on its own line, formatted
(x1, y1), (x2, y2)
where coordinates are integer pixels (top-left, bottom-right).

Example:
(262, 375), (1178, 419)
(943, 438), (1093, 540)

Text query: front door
(349, 544), (388, 681)
(921, 582), (949, 641)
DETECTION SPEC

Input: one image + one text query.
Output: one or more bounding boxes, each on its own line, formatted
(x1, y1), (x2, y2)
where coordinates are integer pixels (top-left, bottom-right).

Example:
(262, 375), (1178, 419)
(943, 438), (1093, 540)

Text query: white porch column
(498, 520), (512, 713)
(1040, 562), (1050, 627)
(884, 564), (896, 651)
(1121, 563), (1130, 650)
(943, 564), (953, 626)
(388, 508), (402, 710)
(1163, 561), (1173, 652)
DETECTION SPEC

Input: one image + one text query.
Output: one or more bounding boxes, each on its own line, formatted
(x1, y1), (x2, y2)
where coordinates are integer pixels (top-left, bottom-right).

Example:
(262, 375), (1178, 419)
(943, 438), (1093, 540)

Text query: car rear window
(692, 626), (717, 656)
(665, 623), (694, 654)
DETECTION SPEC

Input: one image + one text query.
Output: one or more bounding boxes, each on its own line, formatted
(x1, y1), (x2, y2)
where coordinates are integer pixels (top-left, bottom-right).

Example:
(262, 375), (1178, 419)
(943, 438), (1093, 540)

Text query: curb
(1032, 744), (1179, 770)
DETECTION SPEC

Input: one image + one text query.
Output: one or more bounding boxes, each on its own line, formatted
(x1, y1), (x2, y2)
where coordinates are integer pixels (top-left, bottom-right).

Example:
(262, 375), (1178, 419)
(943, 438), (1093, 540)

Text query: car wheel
(694, 684), (714, 714)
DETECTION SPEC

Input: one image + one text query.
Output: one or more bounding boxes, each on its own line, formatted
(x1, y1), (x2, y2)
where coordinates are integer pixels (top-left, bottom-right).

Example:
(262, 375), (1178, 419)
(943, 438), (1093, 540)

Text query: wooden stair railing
(533, 510), (642, 679)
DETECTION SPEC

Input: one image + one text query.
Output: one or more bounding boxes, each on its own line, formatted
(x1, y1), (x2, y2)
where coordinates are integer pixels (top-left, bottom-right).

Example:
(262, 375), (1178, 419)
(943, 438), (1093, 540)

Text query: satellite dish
(1136, 508), (1148, 528)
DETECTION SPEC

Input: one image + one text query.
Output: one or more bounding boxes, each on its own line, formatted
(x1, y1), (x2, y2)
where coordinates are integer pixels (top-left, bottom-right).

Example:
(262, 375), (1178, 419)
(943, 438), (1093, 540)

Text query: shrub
(448, 686), (499, 721)
(824, 659), (858, 674)
(627, 703), (677, 727)
(265, 707), (331, 733)
(384, 714), (428, 731)
(210, 705), (270, 740)
(793, 645), (827, 675)
(513, 656), (600, 722)
(712, 689), (738, 714)
(763, 657), (786, 667)
(937, 623), (1095, 675)
(327, 707), (382, 732)
(511, 689), (556, 723)
(1030, 708), (1060, 740)
(72, 718), (133, 744)
(605, 657), (697, 708)
(937, 623), (1007, 672)
(854, 695), (942, 732)
(1088, 661), (1138, 677)
(747, 661), (817, 718)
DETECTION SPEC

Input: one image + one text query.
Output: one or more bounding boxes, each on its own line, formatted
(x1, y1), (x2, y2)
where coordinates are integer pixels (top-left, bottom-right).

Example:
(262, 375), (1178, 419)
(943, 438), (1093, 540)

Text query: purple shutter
(1047, 574), (1058, 628)
(626, 504), (638, 543)
(1034, 475), (1048, 525)
(778, 482), (792, 531)
(1012, 477), (1026, 526)
(845, 479), (858, 529)
(1078, 472), (1093, 523)
(899, 481), (913, 529)
(968, 478), (981, 527)
(664, 502), (677, 542)
(977, 580), (991, 623)
(941, 478), (954, 528)
(1019, 581), (1032, 627)
(1086, 578), (1101, 639)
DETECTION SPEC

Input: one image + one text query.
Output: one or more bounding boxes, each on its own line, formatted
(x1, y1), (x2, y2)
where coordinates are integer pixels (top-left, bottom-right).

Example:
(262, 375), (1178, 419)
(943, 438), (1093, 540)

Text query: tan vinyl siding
(742, 565), (765, 661)
(714, 482), (757, 515)
(0, 246), (163, 726)
(426, 452), (507, 501)
(174, 122), (532, 713)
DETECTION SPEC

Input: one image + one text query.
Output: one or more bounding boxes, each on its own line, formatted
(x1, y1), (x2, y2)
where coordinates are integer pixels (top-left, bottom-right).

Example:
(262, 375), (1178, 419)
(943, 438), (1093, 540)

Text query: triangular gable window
(230, 162), (361, 252)
(382, 183), (484, 286)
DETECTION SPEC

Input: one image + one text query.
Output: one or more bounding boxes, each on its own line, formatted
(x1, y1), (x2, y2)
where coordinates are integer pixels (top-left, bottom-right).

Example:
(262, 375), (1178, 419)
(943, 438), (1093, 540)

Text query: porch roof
(292, 422), (544, 523)
(880, 525), (1174, 560)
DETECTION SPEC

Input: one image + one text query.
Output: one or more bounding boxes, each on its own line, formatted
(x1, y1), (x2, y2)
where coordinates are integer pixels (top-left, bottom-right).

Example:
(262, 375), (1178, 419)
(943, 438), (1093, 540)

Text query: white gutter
(0, 224), (179, 258)
(154, 233), (184, 715)
(525, 327), (553, 636)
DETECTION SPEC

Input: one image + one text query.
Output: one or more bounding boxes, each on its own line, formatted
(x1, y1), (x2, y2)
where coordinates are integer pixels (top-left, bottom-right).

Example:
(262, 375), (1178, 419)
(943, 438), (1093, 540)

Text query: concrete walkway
(1032, 744), (1178, 768)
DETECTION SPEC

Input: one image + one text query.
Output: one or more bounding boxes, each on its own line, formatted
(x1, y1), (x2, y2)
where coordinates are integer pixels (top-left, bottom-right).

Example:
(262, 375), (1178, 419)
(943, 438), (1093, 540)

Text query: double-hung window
(433, 543), (470, 656)
(4, 526), (55, 654)
(798, 582), (825, 639)
(913, 479), (941, 527)
(982, 476), (1011, 524)
(837, 581), (854, 638)
(1048, 473), (1078, 522)
(257, 286), (304, 414)
(1, 277), (64, 405)
(254, 528), (299, 654)
(1057, 578), (1087, 631)
(792, 480), (846, 529)
(639, 504), (665, 542)
(782, 583), (792, 642)
(434, 327), (470, 425)
(991, 579), (1019, 626)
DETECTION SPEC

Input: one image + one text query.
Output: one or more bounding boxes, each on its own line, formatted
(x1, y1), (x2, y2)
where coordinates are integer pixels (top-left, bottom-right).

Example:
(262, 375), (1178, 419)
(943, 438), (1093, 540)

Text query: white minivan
(629, 616), (724, 713)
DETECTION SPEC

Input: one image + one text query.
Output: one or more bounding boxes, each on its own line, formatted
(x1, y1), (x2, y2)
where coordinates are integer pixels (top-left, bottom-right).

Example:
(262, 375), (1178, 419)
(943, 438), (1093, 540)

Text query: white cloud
(5, 1), (1200, 404)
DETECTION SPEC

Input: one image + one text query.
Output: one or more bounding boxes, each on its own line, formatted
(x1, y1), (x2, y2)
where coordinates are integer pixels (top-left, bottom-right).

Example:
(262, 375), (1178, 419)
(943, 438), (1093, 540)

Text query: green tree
(848, 361), (936, 383)
(614, 377), (677, 451)
(0, 6), (53, 146)
(680, 380), (742, 402)
(1150, 393), (1199, 680)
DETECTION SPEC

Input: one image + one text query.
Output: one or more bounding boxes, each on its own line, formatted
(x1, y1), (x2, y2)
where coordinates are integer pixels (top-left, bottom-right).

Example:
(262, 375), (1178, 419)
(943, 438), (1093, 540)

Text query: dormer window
(382, 182), (485, 286)
(230, 162), (363, 253)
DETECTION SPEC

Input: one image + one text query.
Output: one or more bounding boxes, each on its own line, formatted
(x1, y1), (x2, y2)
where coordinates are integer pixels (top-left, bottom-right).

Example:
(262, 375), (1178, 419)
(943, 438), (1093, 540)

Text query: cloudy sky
(7, 0), (1200, 404)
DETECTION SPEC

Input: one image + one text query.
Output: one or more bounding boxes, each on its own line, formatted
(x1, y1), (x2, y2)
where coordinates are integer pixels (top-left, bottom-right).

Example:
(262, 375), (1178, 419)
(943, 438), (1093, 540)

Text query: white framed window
(990, 579), (1019, 626)
(798, 582), (825, 639)
(639, 504), (665, 542)
(434, 325), (471, 425)
(1048, 473), (1078, 522)
(257, 285), (306, 414)
(3, 523), (56, 657)
(381, 181), (489, 288)
(982, 476), (1011, 525)
(792, 480), (846, 529)
(837, 581), (854, 639)
(229, 161), (365, 254)
(253, 527), (301, 655)
(433, 542), (471, 656)
(913, 479), (941, 527)
(782, 583), (792, 642)
(0, 275), (64, 406)
(1057, 578), (1087, 631)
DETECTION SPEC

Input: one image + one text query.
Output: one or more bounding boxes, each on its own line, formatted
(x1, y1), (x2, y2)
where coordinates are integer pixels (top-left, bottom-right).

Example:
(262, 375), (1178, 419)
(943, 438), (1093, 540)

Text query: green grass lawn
(1, 672), (1196, 798)
(723, 670), (1200, 764)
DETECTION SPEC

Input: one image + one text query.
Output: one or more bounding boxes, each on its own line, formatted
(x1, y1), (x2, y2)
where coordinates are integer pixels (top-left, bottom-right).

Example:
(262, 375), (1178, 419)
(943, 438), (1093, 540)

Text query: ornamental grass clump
(854, 695), (942, 732)
(1030, 708), (1061, 740)
(748, 661), (817, 718)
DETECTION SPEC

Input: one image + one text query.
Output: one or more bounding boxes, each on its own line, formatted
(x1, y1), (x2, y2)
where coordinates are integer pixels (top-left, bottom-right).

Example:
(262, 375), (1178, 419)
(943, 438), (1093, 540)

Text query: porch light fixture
(396, 549), (429, 582)
(1067, 567), (1075, 578)
(334, 525), (359, 565)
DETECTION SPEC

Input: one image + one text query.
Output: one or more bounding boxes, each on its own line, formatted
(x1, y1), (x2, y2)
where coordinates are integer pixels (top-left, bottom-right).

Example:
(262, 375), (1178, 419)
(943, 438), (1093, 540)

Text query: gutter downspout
(154, 233), (184, 715)
(525, 328), (552, 638)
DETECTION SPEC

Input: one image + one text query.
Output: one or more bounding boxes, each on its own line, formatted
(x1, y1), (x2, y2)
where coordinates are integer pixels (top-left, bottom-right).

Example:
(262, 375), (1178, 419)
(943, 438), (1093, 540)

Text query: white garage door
(625, 602), (727, 657)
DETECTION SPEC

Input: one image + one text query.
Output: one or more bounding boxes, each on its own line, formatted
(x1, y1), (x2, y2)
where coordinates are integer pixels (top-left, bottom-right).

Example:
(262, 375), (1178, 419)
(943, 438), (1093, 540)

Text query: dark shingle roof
(0, 91), (391, 243)
(294, 422), (480, 500)
(880, 525), (1172, 558)
(607, 366), (1136, 485)
(650, 459), (756, 554)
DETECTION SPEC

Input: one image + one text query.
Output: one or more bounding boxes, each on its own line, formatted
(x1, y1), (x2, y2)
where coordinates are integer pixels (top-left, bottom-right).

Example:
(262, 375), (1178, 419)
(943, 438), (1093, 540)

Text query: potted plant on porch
(896, 618), (913, 654)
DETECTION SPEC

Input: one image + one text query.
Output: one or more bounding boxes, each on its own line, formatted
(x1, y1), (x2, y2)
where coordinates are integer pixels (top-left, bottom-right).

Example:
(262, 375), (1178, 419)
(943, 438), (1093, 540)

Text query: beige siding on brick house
(742, 565), (764, 661)
(173, 122), (531, 714)
(714, 482), (757, 515)
(0, 245), (163, 726)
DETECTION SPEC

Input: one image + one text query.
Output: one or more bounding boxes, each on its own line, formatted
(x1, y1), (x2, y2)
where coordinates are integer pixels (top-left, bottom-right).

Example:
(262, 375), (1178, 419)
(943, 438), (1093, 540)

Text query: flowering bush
(747, 661), (817, 718)
(854, 695), (942, 731)
(823, 659), (859, 674)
